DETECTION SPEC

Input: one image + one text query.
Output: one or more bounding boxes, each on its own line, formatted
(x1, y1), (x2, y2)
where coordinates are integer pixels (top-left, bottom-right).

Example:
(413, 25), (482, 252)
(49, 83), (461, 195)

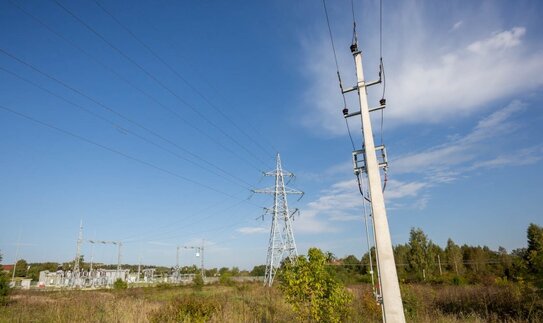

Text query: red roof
(2, 265), (14, 271)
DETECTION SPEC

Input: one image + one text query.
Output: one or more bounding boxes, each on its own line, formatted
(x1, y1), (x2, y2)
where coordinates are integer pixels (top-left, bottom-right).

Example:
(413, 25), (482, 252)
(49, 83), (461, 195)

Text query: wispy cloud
(451, 21), (463, 31)
(295, 176), (429, 234)
(297, 100), (542, 232)
(300, 0), (543, 135)
(237, 227), (267, 234)
(393, 100), (526, 176)
(387, 27), (543, 125)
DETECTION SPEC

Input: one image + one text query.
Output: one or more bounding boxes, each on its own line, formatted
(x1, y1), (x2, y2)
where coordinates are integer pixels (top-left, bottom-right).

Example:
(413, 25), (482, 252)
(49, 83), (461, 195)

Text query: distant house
(2, 264), (14, 274)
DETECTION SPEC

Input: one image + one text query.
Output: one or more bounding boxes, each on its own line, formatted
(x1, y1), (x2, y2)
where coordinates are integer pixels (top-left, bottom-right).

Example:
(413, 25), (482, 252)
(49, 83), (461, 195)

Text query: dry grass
(0, 282), (541, 322)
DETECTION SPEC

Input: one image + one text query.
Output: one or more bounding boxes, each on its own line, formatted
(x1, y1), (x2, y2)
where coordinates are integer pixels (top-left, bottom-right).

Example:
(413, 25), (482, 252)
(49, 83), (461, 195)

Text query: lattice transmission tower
(253, 153), (303, 286)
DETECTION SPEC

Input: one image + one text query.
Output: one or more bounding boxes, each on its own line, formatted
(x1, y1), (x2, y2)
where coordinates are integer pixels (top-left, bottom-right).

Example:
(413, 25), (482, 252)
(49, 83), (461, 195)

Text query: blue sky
(1, 0), (542, 270)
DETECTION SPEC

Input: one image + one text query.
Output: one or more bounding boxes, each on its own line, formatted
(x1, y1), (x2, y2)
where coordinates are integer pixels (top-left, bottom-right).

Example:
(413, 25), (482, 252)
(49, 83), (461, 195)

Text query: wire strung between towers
(92, 0), (276, 163)
(0, 47), (254, 190)
(0, 103), (248, 202)
(52, 0), (269, 171)
(322, 0), (356, 151)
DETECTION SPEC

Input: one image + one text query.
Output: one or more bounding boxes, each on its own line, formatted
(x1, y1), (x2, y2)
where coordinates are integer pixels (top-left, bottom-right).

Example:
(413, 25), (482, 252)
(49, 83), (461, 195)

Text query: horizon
(1, 0), (542, 271)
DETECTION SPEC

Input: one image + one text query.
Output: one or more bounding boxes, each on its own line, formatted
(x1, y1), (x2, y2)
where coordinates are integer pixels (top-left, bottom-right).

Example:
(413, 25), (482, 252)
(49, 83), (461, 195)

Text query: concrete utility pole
(344, 42), (406, 322)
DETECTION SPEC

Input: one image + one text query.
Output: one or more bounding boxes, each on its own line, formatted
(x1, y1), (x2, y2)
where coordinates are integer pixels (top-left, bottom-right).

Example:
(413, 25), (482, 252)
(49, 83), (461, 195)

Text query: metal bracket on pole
(352, 145), (388, 175)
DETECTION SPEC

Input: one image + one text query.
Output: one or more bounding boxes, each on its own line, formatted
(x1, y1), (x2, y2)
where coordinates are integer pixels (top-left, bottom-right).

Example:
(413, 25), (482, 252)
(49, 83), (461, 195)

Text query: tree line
(328, 223), (543, 287)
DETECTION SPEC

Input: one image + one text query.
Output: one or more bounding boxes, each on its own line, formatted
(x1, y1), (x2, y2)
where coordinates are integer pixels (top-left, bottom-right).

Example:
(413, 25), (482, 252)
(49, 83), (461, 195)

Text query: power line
(121, 191), (250, 243)
(6, 1), (263, 186)
(0, 103), (242, 199)
(0, 47), (256, 190)
(0, 65), (253, 190)
(52, 0), (269, 171)
(322, 0), (357, 151)
(93, 0), (276, 162)
(11, 0), (264, 174)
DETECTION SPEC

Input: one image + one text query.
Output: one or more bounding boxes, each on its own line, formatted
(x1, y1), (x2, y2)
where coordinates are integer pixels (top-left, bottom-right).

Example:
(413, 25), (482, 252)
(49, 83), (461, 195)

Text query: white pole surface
(353, 48), (406, 322)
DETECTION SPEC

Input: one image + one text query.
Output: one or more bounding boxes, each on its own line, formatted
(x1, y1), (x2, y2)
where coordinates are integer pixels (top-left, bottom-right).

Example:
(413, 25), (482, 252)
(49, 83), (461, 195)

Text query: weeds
(0, 282), (541, 322)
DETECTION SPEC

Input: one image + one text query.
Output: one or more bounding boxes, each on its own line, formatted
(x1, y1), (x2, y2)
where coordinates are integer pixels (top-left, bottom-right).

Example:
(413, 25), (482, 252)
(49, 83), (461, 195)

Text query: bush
(0, 273), (10, 305)
(0, 253), (10, 305)
(280, 248), (353, 322)
(219, 272), (234, 286)
(148, 295), (220, 323)
(113, 278), (128, 290)
(192, 273), (204, 291)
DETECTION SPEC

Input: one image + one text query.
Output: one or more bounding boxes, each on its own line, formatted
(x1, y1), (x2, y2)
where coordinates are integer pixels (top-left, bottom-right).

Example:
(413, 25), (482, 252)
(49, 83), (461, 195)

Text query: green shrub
(148, 295), (220, 323)
(219, 272), (234, 286)
(192, 273), (204, 291)
(0, 272), (10, 305)
(279, 248), (353, 323)
(113, 278), (128, 290)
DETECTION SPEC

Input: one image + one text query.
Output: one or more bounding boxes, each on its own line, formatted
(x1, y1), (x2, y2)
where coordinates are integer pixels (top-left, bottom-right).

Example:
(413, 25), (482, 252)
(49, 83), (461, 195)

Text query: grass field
(1, 282), (541, 322)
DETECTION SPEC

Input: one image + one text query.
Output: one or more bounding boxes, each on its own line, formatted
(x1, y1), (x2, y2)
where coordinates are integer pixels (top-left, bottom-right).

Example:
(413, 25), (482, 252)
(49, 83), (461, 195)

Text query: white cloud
(393, 100), (526, 176)
(295, 176), (429, 234)
(300, 0), (543, 135)
(469, 146), (543, 170)
(451, 21), (463, 31)
(237, 227), (267, 234)
(293, 208), (338, 234)
(299, 100), (542, 227)
(467, 27), (525, 54)
(384, 179), (427, 200)
(388, 27), (542, 125)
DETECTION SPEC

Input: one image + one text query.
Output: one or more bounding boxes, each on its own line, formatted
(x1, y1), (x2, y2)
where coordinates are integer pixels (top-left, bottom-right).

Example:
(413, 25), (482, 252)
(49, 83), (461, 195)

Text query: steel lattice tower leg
(254, 153), (303, 287)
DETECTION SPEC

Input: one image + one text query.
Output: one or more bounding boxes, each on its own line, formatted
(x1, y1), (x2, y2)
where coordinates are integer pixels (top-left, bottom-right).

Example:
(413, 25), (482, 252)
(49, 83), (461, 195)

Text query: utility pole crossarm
(252, 187), (303, 195)
(251, 187), (276, 194)
(262, 170), (294, 177)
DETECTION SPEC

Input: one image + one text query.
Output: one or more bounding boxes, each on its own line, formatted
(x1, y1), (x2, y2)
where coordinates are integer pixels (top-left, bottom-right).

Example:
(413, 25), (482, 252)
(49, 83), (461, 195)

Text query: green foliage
(279, 248), (352, 322)
(250, 264), (266, 276)
(113, 278), (128, 290)
(205, 268), (217, 277)
(219, 272), (233, 286)
(27, 262), (59, 281)
(14, 259), (28, 278)
(407, 228), (438, 280)
(527, 223), (543, 286)
(445, 239), (464, 275)
(149, 295), (221, 323)
(192, 273), (204, 291)
(0, 253), (11, 305)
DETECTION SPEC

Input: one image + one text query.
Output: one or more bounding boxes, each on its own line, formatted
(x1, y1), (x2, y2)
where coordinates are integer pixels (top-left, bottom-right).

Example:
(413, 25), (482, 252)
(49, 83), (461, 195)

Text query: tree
(526, 224), (543, 272)
(14, 259), (28, 278)
(445, 238), (464, 275)
(0, 253), (11, 304)
(279, 248), (352, 322)
(393, 244), (409, 279)
(193, 272), (204, 291)
(218, 267), (229, 276)
(526, 223), (543, 285)
(250, 265), (266, 276)
(205, 268), (218, 277)
(407, 228), (435, 280)
(343, 255), (362, 274)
